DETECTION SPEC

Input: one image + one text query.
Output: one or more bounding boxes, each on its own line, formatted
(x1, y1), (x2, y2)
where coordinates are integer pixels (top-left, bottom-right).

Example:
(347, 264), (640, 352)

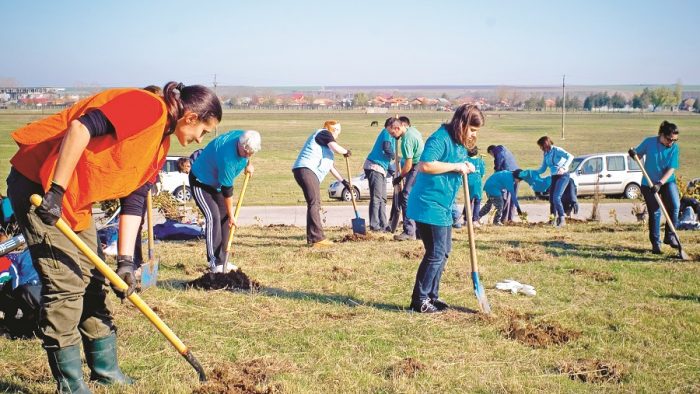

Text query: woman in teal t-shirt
(406, 105), (484, 313)
(630, 120), (681, 254)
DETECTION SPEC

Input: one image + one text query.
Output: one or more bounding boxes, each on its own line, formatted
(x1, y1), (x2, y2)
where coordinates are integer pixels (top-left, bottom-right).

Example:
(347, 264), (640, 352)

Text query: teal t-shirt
(466, 156), (485, 199)
(401, 126), (424, 166)
(483, 170), (516, 197)
(191, 130), (248, 189)
(635, 136), (680, 186)
(366, 128), (395, 170)
(406, 126), (468, 226)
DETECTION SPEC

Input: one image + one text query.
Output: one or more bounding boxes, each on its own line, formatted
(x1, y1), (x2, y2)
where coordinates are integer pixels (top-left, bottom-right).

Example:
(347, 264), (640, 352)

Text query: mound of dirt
(194, 359), (292, 394)
(400, 248), (423, 259)
(570, 268), (616, 282)
(330, 265), (354, 280)
(338, 233), (375, 242)
(505, 314), (579, 348)
(556, 359), (625, 384)
(186, 270), (260, 291)
(386, 357), (426, 379)
(498, 245), (551, 263)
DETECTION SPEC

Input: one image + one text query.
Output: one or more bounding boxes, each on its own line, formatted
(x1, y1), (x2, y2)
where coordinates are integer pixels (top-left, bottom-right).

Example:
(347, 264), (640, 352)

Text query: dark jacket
(491, 145), (519, 171)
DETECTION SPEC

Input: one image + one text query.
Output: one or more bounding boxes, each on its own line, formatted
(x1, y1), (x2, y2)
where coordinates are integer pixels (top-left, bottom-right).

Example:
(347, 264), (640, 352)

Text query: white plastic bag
(495, 279), (536, 296)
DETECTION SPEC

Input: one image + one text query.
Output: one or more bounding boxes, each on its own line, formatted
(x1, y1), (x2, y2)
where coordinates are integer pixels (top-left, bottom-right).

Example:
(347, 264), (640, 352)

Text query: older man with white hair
(190, 129), (261, 272)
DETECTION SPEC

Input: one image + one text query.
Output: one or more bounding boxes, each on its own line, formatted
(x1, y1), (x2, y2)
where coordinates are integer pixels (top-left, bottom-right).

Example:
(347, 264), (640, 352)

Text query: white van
(159, 156), (191, 201)
(569, 152), (643, 199)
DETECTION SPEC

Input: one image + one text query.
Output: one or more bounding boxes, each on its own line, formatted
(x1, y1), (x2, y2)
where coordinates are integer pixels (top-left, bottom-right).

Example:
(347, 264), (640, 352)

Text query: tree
(610, 93), (627, 109)
(353, 92), (368, 107)
(693, 97), (700, 112)
(567, 96), (582, 111)
(649, 87), (674, 111)
(673, 80), (683, 107)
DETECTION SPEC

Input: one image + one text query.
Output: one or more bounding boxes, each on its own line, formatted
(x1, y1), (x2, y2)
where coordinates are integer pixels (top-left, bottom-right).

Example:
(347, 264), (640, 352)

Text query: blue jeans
(411, 222), (452, 305)
(399, 166), (418, 236)
(641, 182), (680, 247)
(365, 169), (388, 231)
(550, 173), (569, 218)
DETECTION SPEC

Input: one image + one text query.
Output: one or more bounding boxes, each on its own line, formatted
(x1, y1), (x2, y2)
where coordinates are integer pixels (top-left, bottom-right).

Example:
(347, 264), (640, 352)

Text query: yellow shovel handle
(224, 172), (251, 254)
(30, 194), (188, 354)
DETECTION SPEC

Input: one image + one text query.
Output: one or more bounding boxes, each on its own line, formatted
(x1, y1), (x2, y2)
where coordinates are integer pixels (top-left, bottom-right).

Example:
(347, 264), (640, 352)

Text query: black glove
(628, 148), (637, 158)
(341, 179), (351, 190)
(36, 182), (65, 226)
(392, 175), (403, 186)
(652, 181), (663, 194)
(343, 150), (352, 158)
(112, 255), (135, 300)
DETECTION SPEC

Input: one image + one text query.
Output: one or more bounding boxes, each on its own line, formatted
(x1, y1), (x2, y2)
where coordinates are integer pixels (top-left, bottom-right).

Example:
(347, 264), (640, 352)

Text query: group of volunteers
(2, 81), (684, 392)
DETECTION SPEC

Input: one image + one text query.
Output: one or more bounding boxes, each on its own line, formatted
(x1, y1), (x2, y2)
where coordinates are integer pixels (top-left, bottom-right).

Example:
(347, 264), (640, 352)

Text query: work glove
(343, 150), (352, 158)
(112, 255), (136, 301)
(628, 148), (637, 158)
(652, 181), (663, 194)
(341, 179), (351, 190)
(392, 175), (403, 187)
(35, 182), (65, 226)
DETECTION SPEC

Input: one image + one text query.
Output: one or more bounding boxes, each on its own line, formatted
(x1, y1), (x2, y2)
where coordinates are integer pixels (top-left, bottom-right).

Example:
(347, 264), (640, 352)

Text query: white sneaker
(212, 263), (239, 273)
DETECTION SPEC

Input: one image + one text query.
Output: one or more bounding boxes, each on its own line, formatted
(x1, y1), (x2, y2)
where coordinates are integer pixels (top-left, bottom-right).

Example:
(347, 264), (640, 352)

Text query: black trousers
(190, 173), (230, 268)
(293, 168), (325, 243)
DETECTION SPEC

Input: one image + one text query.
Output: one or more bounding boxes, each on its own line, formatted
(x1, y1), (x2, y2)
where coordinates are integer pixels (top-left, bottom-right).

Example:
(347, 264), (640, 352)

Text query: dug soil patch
(193, 358), (293, 394)
(400, 248), (424, 259)
(570, 268), (616, 282)
(187, 271), (260, 291)
(498, 245), (551, 263)
(385, 357), (426, 379)
(505, 314), (579, 348)
(338, 233), (375, 242)
(556, 359), (625, 384)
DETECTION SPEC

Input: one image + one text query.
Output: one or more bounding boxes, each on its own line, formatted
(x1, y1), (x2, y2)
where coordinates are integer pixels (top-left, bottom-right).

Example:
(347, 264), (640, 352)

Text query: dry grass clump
(504, 313), (580, 348)
(570, 268), (616, 282)
(497, 244), (552, 263)
(556, 359), (626, 384)
(193, 358), (294, 394)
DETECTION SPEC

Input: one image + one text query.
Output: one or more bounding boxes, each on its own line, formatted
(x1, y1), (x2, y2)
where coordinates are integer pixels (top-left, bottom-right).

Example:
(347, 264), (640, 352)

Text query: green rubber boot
(46, 345), (93, 394)
(83, 333), (134, 385)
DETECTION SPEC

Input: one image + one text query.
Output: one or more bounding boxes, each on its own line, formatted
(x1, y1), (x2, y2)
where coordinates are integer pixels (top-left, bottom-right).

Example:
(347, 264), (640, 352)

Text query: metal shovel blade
(472, 272), (492, 314)
(139, 259), (159, 290)
(352, 216), (366, 235)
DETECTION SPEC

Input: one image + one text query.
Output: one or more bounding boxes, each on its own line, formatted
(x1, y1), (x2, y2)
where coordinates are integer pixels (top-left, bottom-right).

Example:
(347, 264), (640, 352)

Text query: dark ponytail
(162, 81), (222, 135)
(658, 120), (679, 138)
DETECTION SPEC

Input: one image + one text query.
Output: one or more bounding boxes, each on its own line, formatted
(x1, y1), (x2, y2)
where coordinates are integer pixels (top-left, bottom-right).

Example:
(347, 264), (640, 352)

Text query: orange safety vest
(11, 89), (170, 231)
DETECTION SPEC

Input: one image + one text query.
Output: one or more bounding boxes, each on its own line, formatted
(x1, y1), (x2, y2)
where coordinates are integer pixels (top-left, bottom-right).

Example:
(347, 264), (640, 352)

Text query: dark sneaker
(555, 216), (566, 228)
(410, 299), (442, 314)
(652, 244), (662, 254)
(663, 236), (680, 249)
(431, 298), (449, 311)
(394, 233), (416, 241)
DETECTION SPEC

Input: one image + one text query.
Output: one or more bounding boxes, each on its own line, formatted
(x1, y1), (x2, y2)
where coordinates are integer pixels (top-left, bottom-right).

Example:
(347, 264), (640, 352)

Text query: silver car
(569, 152), (644, 199)
(328, 172), (394, 201)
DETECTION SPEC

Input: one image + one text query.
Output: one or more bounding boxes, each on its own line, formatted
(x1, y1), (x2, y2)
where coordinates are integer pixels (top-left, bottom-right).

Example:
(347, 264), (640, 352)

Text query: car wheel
(341, 187), (360, 202)
(624, 183), (641, 199)
(173, 186), (192, 202)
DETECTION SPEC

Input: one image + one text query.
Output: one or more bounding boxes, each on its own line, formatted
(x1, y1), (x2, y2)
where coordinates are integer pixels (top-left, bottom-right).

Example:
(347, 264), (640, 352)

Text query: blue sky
(2, 0), (699, 87)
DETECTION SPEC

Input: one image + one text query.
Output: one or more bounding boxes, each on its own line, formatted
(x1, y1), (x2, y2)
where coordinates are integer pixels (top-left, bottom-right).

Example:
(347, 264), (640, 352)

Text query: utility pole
(561, 74), (566, 140)
(213, 74), (218, 136)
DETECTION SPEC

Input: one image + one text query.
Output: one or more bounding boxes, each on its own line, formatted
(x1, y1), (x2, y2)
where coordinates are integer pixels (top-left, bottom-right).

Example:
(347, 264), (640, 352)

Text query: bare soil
(193, 358), (293, 394)
(337, 233), (375, 243)
(385, 357), (426, 379)
(400, 248), (424, 259)
(498, 245), (552, 263)
(556, 359), (626, 384)
(187, 271), (261, 291)
(505, 313), (580, 348)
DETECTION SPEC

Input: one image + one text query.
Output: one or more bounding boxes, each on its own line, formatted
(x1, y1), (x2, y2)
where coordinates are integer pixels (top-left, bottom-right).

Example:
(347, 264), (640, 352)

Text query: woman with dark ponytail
(628, 120), (681, 254)
(406, 104), (483, 313)
(6, 82), (221, 392)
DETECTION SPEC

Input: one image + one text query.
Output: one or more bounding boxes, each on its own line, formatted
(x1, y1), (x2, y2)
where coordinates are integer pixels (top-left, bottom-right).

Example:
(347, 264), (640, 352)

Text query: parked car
(159, 156), (191, 201)
(568, 152), (643, 199)
(328, 172), (394, 201)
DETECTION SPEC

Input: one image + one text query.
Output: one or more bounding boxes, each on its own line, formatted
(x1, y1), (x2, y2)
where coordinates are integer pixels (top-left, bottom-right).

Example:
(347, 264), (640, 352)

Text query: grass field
(1, 110), (699, 204)
(0, 223), (698, 393)
(0, 110), (699, 393)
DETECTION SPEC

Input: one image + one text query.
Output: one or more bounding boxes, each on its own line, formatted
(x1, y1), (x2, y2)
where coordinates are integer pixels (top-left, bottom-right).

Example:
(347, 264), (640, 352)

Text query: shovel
(343, 156), (366, 235)
(29, 194), (207, 381)
(631, 152), (690, 260)
(139, 189), (158, 290)
(462, 174), (492, 314)
(389, 139), (403, 233)
(221, 172), (251, 271)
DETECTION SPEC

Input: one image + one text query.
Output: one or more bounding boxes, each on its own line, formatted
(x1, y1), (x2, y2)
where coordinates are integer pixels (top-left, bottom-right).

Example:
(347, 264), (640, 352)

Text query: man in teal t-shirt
(394, 117), (425, 240)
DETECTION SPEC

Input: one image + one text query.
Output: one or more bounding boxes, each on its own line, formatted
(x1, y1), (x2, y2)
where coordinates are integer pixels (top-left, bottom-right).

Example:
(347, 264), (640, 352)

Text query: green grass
(1, 110), (699, 204)
(1, 223), (698, 393)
